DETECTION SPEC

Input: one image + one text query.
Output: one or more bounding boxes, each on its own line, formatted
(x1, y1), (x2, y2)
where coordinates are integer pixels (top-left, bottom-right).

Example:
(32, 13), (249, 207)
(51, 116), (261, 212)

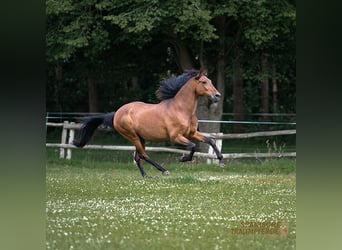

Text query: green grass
(46, 150), (296, 250)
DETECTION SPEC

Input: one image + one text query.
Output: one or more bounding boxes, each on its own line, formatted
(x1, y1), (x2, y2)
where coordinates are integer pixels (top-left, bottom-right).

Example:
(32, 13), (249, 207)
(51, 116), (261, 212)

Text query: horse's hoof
(162, 170), (170, 176)
(179, 156), (186, 162)
(180, 155), (191, 162)
(219, 161), (225, 168)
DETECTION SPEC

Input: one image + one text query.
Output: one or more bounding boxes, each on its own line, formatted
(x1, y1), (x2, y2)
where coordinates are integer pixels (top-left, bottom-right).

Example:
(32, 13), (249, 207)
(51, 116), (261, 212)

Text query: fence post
(67, 122), (75, 160)
(207, 133), (223, 164)
(60, 121), (68, 159)
(46, 112), (49, 132)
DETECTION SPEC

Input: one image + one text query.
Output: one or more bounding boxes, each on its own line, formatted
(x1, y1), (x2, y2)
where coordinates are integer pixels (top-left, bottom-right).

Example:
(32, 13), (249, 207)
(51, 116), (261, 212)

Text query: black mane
(156, 70), (200, 100)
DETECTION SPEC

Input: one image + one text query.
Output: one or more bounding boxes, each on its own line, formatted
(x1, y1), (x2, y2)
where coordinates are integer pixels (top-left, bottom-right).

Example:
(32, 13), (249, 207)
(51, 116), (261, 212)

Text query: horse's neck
(172, 81), (198, 115)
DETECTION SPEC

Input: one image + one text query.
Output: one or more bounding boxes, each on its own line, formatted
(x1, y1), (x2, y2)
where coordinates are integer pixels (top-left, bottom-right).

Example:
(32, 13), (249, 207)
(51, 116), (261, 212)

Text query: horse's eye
(200, 81), (207, 84)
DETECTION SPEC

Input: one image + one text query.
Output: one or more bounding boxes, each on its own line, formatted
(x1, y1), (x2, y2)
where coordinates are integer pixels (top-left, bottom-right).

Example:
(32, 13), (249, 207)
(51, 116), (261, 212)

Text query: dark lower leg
(206, 138), (225, 166)
(180, 142), (196, 162)
(134, 151), (148, 178)
(136, 152), (170, 176)
(143, 156), (169, 175)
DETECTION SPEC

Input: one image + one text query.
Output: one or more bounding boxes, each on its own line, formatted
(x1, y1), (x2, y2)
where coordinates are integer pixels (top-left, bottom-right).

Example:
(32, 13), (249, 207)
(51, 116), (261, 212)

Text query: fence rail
(46, 121), (296, 162)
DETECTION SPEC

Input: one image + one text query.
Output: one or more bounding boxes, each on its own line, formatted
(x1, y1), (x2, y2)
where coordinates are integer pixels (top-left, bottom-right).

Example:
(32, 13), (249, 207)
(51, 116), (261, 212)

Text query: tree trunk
(196, 61), (224, 153)
(215, 57), (225, 124)
(131, 76), (139, 89)
(272, 64), (278, 113)
(169, 35), (224, 154)
(260, 53), (269, 120)
(197, 18), (225, 152)
(88, 76), (100, 113)
(169, 38), (194, 71)
(54, 64), (63, 112)
(232, 50), (244, 133)
(199, 40), (208, 69)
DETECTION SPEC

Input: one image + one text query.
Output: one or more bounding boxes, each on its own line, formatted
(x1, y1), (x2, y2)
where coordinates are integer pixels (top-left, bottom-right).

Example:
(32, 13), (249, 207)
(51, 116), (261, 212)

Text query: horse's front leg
(179, 142), (196, 162)
(173, 134), (196, 162)
(190, 131), (225, 167)
(205, 137), (225, 167)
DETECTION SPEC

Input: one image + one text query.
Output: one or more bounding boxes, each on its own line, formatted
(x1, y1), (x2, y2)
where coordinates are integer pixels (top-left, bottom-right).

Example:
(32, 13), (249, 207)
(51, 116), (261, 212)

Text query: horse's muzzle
(211, 93), (221, 103)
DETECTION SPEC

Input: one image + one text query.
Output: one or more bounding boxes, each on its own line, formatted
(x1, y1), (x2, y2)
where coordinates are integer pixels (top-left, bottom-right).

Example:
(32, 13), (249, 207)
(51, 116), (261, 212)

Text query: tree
(239, 0), (296, 116)
(101, 0), (222, 152)
(46, 0), (112, 112)
(46, 0), (296, 137)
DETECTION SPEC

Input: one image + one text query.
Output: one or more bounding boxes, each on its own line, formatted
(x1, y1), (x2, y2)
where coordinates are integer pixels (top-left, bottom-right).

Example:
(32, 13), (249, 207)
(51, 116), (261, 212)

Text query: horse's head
(194, 70), (221, 103)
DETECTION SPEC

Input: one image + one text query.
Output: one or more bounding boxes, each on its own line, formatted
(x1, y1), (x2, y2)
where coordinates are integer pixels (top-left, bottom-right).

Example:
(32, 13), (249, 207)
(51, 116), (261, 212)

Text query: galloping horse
(73, 69), (225, 178)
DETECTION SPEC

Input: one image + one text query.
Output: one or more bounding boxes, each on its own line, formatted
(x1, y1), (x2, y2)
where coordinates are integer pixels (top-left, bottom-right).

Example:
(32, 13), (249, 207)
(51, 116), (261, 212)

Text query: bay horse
(73, 69), (225, 178)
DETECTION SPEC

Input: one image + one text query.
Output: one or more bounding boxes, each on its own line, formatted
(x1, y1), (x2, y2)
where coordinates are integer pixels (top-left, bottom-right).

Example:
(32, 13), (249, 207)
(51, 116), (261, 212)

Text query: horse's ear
(195, 69), (208, 80)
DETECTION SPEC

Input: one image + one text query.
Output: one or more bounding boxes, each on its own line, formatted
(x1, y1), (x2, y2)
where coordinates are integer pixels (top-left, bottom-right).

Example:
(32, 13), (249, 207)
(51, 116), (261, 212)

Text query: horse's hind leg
(134, 138), (170, 177)
(134, 151), (148, 178)
(141, 155), (170, 176)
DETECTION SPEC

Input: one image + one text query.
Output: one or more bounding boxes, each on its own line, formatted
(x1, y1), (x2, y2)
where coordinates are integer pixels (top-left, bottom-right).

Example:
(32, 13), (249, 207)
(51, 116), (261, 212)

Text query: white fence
(46, 121), (296, 162)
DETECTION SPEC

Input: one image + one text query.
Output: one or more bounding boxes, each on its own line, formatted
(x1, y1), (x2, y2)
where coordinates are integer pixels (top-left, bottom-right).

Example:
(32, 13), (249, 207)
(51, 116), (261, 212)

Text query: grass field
(46, 149), (296, 249)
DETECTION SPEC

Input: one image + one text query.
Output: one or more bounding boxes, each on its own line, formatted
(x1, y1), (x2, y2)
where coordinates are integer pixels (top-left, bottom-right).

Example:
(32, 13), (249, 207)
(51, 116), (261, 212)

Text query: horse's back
(115, 101), (162, 119)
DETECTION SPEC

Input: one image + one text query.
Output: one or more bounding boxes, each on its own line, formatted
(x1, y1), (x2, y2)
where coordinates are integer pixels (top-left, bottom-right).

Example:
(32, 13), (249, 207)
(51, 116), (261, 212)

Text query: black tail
(72, 112), (115, 148)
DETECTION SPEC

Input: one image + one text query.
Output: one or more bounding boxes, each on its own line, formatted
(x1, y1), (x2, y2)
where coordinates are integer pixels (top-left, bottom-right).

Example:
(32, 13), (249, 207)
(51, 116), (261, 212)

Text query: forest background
(46, 0), (296, 134)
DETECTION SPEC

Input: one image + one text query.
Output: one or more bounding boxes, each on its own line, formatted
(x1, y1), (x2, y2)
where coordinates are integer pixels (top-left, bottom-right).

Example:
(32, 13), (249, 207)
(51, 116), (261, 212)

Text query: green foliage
(235, 0), (296, 51)
(46, 0), (110, 62)
(173, 1), (217, 42)
(101, 0), (218, 44)
(46, 0), (296, 114)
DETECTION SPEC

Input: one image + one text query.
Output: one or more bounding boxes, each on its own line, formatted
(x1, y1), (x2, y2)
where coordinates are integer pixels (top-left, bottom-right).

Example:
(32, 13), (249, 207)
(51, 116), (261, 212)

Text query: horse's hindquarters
(114, 102), (170, 143)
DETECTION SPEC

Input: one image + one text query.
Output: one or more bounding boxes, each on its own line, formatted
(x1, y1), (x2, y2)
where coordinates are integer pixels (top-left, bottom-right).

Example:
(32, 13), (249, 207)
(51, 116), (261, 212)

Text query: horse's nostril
(211, 93), (221, 103)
